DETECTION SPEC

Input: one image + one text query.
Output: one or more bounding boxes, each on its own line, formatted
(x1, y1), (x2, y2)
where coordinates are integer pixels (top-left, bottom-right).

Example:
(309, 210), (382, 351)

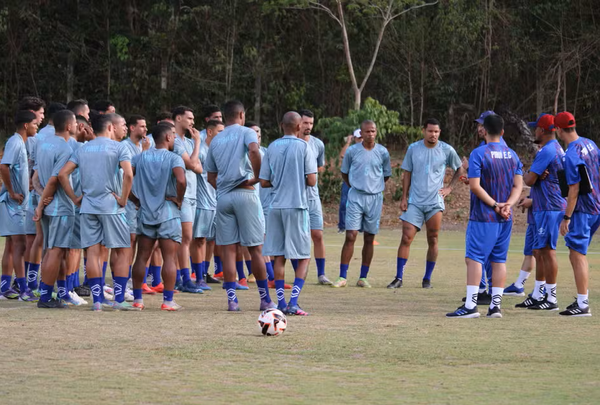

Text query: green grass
(2, 228), (600, 404)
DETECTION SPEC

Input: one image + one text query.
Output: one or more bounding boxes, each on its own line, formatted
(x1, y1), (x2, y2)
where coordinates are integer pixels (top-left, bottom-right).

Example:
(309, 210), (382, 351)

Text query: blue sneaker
(195, 279), (212, 291)
(260, 299), (276, 311)
(286, 304), (308, 316)
(181, 281), (204, 294)
(228, 301), (240, 312)
(446, 304), (480, 318)
(503, 283), (525, 297)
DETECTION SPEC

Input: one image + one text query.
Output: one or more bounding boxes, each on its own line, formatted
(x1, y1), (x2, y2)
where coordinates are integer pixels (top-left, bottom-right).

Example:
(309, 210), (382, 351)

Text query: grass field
(2, 227), (600, 405)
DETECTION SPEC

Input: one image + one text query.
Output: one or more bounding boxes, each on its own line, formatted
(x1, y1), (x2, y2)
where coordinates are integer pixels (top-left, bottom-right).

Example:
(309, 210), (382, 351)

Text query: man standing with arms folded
(260, 112), (317, 315)
(557, 112), (600, 317)
(516, 114), (565, 310)
(389, 118), (464, 290)
(333, 120), (392, 288)
(205, 100), (273, 312)
(447, 114), (523, 318)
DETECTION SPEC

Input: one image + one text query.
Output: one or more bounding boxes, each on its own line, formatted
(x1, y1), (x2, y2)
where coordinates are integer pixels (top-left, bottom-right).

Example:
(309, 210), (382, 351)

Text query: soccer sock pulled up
(214, 256), (223, 274)
(223, 281), (238, 303)
(396, 257), (407, 280)
(192, 263), (202, 282)
(256, 279), (271, 303)
(532, 280), (546, 300)
(1, 275), (11, 293)
(465, 285), (479, 309)
(150, 266), (161, 287)
(291, 259), (299, 271)
(113, 276), (128, 303)
(359, 265), (369, 279)
(490, 287), (504, 309)
(83, 258), (88, 285)
(265, 261), (275, 281)
(38, 282), (54, 303)
(245, 260), (252, 275)
(577, 291), (589, 308)
(16, 277), (27, 294)
(515, 270), (531, 289)
(89, 277), (103, 304)
(339, 264), (349, 279)
(288, 278), (305, 307)
(102, 262), (108, 286)
(315, 258), (325, 277)
(202, 261), (210, 277)
(423, 261), (435, 281)
(27, 263), (40, 290)
(546, 283), (557, 304)
(275, 280), (286, 308)
(181, 268), (192, 284)
(57, 279), (68, 300)
(236, 261), (245, 280)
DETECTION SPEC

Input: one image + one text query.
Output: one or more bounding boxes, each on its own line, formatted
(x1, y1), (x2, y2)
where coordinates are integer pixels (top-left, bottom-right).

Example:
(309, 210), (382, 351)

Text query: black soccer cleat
(515, 296), (543, 309)
(529, 295), (559, 311)
(37, 298), (67, 309)
(486, 306), (502, 318)
(387, 278), (403, 289)
(74, 285), (91, 297)
(422, 279), (432, 289)
(205, 274), (222, 284)
(559, 300), (591, 317)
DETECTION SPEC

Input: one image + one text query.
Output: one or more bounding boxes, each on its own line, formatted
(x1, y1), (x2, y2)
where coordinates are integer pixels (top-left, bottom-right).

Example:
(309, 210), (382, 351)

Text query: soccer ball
(257, 308), (287, 336)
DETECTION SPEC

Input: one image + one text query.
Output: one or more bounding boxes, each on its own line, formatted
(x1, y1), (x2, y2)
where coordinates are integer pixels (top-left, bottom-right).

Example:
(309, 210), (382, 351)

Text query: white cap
(353, 128), (361, 138)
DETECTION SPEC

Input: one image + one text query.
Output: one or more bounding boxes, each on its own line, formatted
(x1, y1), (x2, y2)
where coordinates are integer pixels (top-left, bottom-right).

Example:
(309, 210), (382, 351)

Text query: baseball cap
(353, 128), (362, 138)
(554, 112), (576, 129)
(527, 113), (555, 131)
(475, 110), (496, 124)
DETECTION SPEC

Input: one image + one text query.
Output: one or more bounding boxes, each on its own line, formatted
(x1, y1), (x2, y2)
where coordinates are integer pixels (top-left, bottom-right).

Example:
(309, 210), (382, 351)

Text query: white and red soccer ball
(257, 308), (287, 336)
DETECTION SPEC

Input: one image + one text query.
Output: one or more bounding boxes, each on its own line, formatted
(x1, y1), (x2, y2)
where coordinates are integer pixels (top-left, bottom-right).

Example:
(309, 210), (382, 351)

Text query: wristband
(563, 215), (571, 220)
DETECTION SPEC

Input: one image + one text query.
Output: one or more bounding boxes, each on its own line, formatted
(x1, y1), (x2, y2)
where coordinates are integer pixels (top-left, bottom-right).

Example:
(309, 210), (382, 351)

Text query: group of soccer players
(0, 95), (597, 318)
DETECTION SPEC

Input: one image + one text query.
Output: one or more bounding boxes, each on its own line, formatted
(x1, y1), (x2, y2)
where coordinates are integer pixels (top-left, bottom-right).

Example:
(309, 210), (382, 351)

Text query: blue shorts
(533, 211), (563, 250)
(565, 212), (600, 255)
(345, 188), (383, 235)
(138, 218), (182, 243)
(308, 199), (323, 230)
(0, 201), (26, 236)
(42, 215), (74, 249)
(264, 208), (311, 259)
(465, 221), (513, 264)
(523, 224), (535, 256)
(216, 189), (265, 246)
(80, 213), (130, 249)
(180, 198), (196, 224)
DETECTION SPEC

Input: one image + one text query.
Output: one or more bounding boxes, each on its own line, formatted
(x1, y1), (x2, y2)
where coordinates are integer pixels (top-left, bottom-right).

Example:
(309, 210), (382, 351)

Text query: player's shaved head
(281, 111), (301, 134)
(223, 100), (245, 123)
(361, 119), (376, 130)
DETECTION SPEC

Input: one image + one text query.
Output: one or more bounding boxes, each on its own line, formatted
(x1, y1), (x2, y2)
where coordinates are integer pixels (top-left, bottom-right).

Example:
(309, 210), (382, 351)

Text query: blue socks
(291, 259), (298, 271)
(275, 280), (286, 309)
(256, 279), (271, 302)
(102, 261), (108, 285)
(223, 281), (238, 303)
(28, 262), (40, 290)
(113, 276), (128, 303)
(202, 261), (210, 278)
(144, 267), (149, 284)
(1, 275), (11, 293)
(89, 277), (103, 304)
(289, 278), (305, 307)
(181, 268), (191, 284)
(245, 260), (252, 275)
(192, 263), (202, 281)
(265, 261), (275, 281)
(214, 256), (223, 274)
(176, 270), (181, 285)
(74, 269), (81, 287)
(133, 288), (142, 301)
(150, 265), (161, 287)
(396, 257), (407, 279)
(339, 264), (349, 279)
(16, 277), (27, 294)
(315, 258), (325, 277)
(164, 290), (174, 302)
(39, 282), (53, 302)
(359, 265), (369, 279)
(424, 261), (435, 281)
(236, 261), (245, 280)
(83, 258), (88, 285)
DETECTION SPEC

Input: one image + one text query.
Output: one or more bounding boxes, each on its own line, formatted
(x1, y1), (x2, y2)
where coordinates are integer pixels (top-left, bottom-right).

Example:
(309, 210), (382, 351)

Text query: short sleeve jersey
(529, 139), (567, 212)
(205, 124), (258, 198)
(259, 136), (317, 209)
(173, 136), (197, 200)
(401, 140), (462, 206)
(0, 134), (29, 211)
(69, 136), (131, 215)
(341, 143), (392, 195)
(196, 142), (217, 210)
(132, 149), (185, 225)
(68, 139), (83, 196)
(37, 136), (75, 216)
(121, 138), (144, 212)
(468, 142), (523, 222)
(306, 135), (325, 201)
(563, 137), (600, 215)
(258, 146), (274, 210)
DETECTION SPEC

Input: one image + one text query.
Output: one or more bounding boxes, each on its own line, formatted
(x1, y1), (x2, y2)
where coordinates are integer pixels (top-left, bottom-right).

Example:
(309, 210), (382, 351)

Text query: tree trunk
(553, 65), (561, 115)
(535, 71), (543, 115)
(407, 50), (414, 127)
(67, 50), (74, 102)
(336, 0), (360, 110)
(254, 66), (262, 124)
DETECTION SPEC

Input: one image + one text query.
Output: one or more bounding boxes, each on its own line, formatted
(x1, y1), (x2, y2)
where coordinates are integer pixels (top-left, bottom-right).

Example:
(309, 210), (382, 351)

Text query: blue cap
(475, 110), (495, 124)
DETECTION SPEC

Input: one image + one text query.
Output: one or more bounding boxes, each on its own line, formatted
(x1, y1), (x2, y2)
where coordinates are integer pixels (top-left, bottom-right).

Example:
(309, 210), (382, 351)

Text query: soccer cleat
(387, 278), (403, 289)
(503, 283), (525, 296)
(180, 281), (204, 294)
(63, 294), (83, 306)
(74, 285), (91, 297)
(124, 289), (135, 302)
(278, 304), (288, 314)
(462, 292), (492, 305)
(161, 301), (183, 311)
(91, 302), (104, 311)
(103, 285), (114, 294)
(142, 283), (157, 295)
(235, 281), (249, 291)
(32, 289), (41, 298)
(195, 279), (212, 291)
(132, 302), (145, 310)
(446, 304), (480, 318)
(70, 291), (88, 305)
(247, 274), (256, 283)
(18, 288), (39, 302)
(37, 298), (67, 309)
(150, 283), (164, 293)
(318, 275), (333, 285)
(515, 296), (543, 309)
(422, 279), (432, 289)
(268, 280), (292, 289)
(331, 277), (347, 288)
(238, 278), (249, 288)
(559, 300), (591, 317)
(114, 301), (142, 311)
(213, 272), (224, 280)
(286, 304), (308, 316)
(486, 306), (503, 318)
(260, 299), (277, 311)
(1, 288), (20, 300)
(206, 274), (221, 284)
(356, 278), (372, 288)
(227, 301), (241, 312)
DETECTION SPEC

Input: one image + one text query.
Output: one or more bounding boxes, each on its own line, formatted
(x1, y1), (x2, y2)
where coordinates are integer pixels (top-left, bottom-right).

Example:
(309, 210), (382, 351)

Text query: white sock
(546, 283), (557, 303)
(515, 270), (531, 289)
(577, 292), (589, 308)
(465, 285), (479, 309)
(532, 280), (546, 300)
(490, 287), (504, 309)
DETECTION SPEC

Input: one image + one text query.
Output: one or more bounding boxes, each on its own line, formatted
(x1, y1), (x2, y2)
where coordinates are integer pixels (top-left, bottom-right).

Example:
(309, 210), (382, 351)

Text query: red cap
(528, 114), (555, 131)
(554, 112), (576, 129)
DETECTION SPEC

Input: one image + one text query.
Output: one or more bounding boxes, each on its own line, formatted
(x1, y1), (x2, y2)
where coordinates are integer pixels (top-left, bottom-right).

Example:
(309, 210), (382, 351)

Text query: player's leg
(485, 221), (513, 318)
(282, 208), (311, 315)
(178, 220), (201, 293)
(132, 234), (155, 310)
(355, 232), (375, 288)
(215, 192), (242, 311)
(334, 189), (362, 288)
(338, 181), (350, 233)
(309, 199), (330, 285)
(390, 204), (424, 289)
(235, 245), (248, 289)
(213, 244), (224, 278)
(264, 209), (288, 311)
(27, 221), (43, 292)
(191, 237), (209, 289)
(355, 193), (382, 288)
(422, 210), (443, 288)
(149, 241), (163, 291)
(1, 238), (15, 298)
(505, 222), (535, 296)
(159, 234), (183, 311)
(11, 234), (27, 297)
(205, 240), (221, 283)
